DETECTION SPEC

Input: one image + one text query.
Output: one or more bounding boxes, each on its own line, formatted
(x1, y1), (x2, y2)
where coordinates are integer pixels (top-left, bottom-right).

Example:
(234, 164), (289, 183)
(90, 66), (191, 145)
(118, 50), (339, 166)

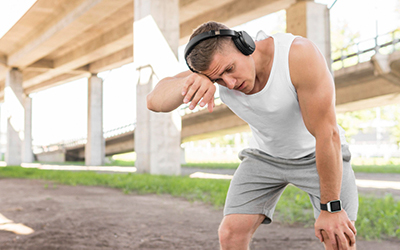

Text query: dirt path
(0, 178), (399, 250)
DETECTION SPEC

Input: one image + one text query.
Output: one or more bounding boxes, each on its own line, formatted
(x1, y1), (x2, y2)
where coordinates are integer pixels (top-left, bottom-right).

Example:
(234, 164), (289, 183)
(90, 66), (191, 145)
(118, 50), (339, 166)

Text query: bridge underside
(36, 48), (400, 162)
(336, 51), (400, 112)
(1, 0), (399, 166)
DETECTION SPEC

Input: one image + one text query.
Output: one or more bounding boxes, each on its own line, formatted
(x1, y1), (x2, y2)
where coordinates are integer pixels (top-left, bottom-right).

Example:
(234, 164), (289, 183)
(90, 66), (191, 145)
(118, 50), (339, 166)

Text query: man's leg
(321, 221), (356, 250)
(218, 214), (265, 250)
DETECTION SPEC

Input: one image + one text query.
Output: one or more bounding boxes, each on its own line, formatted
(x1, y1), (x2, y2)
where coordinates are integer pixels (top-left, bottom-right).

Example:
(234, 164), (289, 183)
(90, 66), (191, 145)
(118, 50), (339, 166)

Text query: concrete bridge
(35, 32), (400, 162)
(1, 0), (399, 174)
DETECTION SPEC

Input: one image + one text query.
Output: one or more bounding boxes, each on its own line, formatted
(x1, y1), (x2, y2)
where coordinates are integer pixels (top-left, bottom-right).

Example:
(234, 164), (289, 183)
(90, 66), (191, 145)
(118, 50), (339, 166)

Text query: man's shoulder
(289, 37), (329, 88)
(290, 37), (318, 59)
(271, 33), (301, 49)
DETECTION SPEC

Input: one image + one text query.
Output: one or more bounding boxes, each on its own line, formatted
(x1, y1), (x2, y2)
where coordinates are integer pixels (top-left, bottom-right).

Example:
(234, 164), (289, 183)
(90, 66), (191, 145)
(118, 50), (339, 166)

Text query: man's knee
(218, 219), (249, 246)
(320, 230), (338, 250)
(218, 214), (265, 248)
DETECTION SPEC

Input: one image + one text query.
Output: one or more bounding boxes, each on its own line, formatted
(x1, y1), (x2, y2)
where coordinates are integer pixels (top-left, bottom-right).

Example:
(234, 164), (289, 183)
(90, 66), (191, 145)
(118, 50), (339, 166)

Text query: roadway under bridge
(0, 0), (399, 174)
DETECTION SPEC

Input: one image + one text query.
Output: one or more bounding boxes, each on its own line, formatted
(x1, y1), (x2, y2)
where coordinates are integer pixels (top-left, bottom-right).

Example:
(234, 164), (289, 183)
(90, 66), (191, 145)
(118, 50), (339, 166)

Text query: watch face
(330, 200), (341, 212)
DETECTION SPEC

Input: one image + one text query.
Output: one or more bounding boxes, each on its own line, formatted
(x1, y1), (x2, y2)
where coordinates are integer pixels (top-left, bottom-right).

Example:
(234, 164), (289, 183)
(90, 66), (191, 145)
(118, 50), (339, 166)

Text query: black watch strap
(320, 200), (342, 213)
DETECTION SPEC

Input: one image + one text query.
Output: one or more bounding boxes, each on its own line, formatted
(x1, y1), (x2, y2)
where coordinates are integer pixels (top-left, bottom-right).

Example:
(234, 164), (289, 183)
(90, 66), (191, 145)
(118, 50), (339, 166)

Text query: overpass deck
(33, 24), (400, 160)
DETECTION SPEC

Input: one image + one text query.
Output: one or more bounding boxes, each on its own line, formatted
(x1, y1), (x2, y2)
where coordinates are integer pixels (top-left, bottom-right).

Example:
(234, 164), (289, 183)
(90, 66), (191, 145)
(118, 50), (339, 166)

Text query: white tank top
(219, 32), (346, 159)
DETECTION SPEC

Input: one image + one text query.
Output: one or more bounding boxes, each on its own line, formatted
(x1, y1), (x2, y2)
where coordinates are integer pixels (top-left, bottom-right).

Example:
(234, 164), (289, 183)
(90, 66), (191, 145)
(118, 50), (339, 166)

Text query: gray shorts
(224, 144), (359, 224)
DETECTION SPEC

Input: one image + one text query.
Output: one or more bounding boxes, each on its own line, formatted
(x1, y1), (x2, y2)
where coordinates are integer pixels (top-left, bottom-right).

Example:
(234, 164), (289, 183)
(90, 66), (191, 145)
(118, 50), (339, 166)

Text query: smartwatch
(320, 200), (342, 213)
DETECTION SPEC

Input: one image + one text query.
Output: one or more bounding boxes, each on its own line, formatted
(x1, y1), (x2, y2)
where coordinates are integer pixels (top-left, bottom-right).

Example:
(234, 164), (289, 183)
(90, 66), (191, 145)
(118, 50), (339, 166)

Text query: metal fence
(332, 28), (400, 70)
(32, 123), (136, 154)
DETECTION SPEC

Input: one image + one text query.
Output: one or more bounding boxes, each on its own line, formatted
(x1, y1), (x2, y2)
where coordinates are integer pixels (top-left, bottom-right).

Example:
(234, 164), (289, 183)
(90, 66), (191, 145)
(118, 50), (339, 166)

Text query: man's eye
(215, 79), (224, 84)
(226, 66), (233, 72)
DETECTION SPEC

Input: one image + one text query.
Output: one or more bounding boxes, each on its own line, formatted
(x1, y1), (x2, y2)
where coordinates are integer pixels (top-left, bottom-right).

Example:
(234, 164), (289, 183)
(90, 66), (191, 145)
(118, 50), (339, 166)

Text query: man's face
(201, 43), (256, 94)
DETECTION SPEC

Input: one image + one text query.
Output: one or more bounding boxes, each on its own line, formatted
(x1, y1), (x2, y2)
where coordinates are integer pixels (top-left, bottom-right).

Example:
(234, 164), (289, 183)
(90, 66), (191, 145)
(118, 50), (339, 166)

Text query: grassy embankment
(1, 163), (399, 241)
(182, 161), (400, 173)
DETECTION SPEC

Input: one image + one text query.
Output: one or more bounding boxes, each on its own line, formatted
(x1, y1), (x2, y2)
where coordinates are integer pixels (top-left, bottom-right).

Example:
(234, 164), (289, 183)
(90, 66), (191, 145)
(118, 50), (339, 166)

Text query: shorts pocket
(342, 144), (351, 162)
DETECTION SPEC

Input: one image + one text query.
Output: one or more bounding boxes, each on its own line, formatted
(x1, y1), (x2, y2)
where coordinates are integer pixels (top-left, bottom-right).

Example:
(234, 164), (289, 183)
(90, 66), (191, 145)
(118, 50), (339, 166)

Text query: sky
(0, 0), (399, 146)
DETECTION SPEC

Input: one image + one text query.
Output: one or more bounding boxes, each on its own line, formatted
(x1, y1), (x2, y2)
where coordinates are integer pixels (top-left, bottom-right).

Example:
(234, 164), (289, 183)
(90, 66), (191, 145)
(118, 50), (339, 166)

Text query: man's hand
(181, 73), (216, 112)
(315, 210), (357, 250)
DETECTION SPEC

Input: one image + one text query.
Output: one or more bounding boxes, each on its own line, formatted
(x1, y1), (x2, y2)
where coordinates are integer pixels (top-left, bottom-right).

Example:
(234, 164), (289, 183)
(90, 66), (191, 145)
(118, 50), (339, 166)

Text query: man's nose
(224, 76), (236, 89)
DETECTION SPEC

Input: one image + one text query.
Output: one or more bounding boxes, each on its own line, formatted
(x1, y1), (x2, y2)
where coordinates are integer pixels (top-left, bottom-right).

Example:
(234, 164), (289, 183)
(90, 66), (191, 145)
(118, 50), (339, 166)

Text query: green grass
(352, 164), (400, 174)
(105, 159), (135, 166)
(34, 157), (400, 173)
(33, 161), (86, 166)
(182, 161), (400, 174)
(32, 160), (136, 166)
(275, 185), (315, 226)
(357, 195), (400, 240)
(350, 157), (400, 173)
(1, 166), (399, 241)
(275, 185), (400, 240)
(182, 162), (239, 169)
(0, 166), (229, 208)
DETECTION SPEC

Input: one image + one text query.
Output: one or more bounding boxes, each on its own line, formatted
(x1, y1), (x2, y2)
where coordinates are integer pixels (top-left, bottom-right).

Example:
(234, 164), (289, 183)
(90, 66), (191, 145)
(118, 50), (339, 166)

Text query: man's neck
(252, 37), (274, 94)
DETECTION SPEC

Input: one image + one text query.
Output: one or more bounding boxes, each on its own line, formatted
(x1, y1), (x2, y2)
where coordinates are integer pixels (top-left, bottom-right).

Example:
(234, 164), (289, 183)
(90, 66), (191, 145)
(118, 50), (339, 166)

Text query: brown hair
(186, 21), (231, 72)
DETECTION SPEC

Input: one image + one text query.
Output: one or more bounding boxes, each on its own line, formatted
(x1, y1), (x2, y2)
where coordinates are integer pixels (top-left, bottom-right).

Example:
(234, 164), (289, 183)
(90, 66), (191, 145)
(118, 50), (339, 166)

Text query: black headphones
(184, 29), (256, 72)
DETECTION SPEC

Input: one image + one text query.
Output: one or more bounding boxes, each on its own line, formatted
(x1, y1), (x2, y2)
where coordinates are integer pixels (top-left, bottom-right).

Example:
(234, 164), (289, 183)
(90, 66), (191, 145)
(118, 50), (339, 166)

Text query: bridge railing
(332, 28), (400, 70)
(33, 122), (136, 154)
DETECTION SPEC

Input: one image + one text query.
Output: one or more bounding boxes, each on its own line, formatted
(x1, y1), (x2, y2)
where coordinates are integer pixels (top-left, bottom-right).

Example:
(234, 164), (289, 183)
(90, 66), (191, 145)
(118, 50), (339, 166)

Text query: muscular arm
(289, 37), (356, 249)
(147, 70), (216, 113)
(290, 38), (341, 207)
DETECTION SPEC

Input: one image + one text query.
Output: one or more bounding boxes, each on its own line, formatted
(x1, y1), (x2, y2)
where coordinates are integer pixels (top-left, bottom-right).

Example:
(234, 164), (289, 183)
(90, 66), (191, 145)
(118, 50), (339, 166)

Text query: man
(146, 21), (359, 250)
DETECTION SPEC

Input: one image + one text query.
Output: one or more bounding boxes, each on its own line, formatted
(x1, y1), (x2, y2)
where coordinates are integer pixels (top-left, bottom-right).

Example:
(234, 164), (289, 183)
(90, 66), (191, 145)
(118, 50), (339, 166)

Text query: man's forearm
(315, 134), (343, 203)
(147, 75), (188, 112)
(147, 71), (217, 113)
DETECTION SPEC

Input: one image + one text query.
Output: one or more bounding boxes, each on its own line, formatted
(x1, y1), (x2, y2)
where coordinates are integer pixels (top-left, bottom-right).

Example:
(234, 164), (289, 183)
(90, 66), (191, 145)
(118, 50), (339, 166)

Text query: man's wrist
(320, 200), (342, 213)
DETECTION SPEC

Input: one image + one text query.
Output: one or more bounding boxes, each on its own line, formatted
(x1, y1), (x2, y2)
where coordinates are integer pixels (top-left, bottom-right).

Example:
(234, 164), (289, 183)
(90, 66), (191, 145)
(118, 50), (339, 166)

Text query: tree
(336, 109), (377, 143)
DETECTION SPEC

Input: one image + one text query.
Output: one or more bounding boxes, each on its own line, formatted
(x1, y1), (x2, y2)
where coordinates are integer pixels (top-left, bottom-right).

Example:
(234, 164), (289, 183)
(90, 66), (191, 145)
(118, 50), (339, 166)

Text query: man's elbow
(330, 126), (341, 142)
(146, 92), (178, 113)
(313, 125), (341, 143)
(146, 93), (159, 112)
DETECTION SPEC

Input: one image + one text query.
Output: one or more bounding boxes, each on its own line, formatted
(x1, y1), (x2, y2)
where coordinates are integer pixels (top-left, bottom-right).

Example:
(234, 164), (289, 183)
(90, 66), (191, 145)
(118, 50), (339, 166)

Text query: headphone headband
(184, 29), (255, 72)
(184, 29), (238, 59)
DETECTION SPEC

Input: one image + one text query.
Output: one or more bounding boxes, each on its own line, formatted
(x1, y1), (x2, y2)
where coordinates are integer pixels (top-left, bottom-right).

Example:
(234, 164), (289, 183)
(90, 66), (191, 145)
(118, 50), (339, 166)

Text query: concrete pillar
(181, 147), (186, 165)
(135, 67), (152, 174)
(22, 96), (33, 163)
(85, 74), (105, 166)
(134, 0), (181, 175)
(5, 68), (24, 166)
(134, 0), (180, 56)
(286, 0), (332, 70)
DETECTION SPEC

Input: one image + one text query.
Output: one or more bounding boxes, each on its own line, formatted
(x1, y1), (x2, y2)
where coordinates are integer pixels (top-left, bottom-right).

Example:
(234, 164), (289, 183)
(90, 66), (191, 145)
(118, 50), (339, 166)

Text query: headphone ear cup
(233, 31), (256, 55)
